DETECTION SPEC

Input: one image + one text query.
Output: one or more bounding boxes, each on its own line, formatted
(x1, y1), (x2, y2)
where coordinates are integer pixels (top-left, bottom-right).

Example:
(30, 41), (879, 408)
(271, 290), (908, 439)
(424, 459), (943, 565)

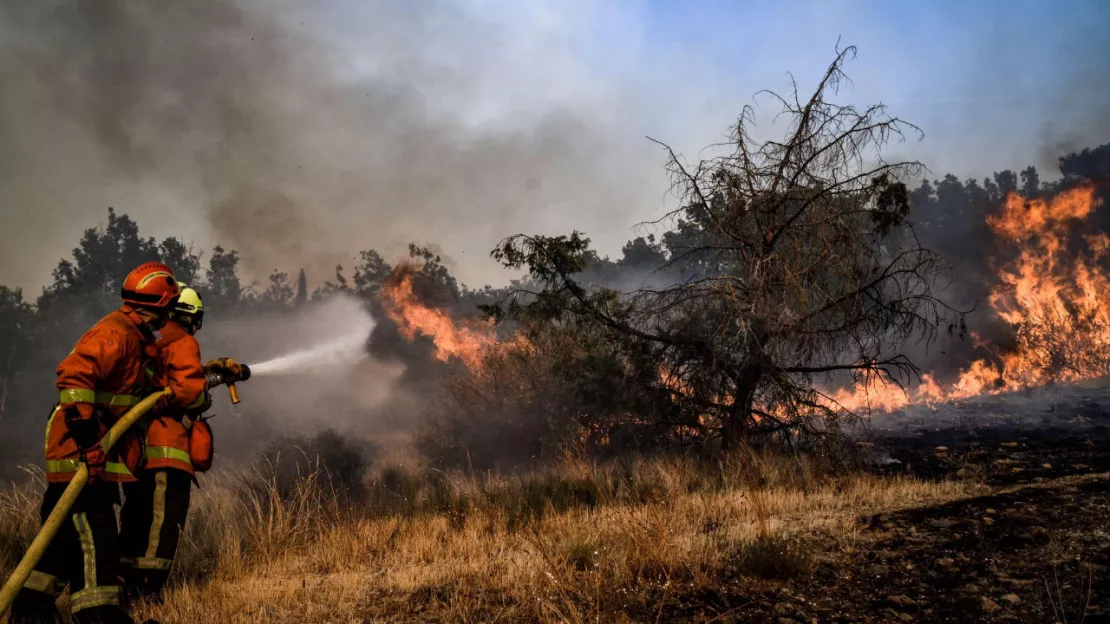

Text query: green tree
(206, 245), (242, 309)
(295, 269), (308, 306)
(45, 208), (160, 306)
(261, 270), (295, 304)
(1059, 143), (1110, 181)
(0, 287), (32, 422)
(352, 250), (393, 295)
(1020, 165), (1041, 198)
(159, 237), (202, 285)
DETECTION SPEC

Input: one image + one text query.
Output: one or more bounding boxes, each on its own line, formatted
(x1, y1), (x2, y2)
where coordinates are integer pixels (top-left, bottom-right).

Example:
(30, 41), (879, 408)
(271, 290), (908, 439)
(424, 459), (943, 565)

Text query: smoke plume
(0, 0), (659, 291)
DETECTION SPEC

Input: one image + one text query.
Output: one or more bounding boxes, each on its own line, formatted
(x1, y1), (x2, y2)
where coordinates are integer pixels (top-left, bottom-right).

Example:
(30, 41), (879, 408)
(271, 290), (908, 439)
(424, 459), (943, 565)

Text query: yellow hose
(0, 388), (172, 615)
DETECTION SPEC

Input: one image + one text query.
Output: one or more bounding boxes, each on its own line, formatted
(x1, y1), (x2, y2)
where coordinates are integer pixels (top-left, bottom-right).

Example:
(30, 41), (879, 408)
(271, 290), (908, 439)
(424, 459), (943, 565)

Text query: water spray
(246, 306), (372, 377)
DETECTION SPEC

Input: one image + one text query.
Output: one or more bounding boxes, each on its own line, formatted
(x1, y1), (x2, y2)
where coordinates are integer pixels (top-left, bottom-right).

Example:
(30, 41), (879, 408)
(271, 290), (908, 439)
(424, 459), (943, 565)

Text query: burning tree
(490, 48), (958, 449)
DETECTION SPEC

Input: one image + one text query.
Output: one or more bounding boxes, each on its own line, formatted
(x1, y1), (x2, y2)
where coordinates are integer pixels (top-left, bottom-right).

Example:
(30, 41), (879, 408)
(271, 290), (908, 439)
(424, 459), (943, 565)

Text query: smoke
(3, 0), (1109, 296)
(0, 0), (661, 292)
(199, 295), (406, 461)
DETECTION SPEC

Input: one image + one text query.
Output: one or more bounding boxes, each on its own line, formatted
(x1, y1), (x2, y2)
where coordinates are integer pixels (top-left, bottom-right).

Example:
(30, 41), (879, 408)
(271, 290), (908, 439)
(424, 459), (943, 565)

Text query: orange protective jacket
(144, 320), (210, 475)
(45, 306), (158, 483)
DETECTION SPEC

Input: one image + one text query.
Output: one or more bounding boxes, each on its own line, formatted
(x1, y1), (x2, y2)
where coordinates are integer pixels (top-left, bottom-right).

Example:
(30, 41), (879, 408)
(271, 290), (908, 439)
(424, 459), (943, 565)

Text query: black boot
(71, 605), (136, 624)
(8, 589), (65, 624)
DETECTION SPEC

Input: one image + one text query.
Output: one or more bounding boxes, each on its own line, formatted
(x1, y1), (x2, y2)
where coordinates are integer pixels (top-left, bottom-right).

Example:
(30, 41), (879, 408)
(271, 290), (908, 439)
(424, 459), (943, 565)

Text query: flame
(834, 185), (1107, 412)
(380, 265), (533, 371)
(380, 268), (498, 370)
(383, 186), (1107, 418)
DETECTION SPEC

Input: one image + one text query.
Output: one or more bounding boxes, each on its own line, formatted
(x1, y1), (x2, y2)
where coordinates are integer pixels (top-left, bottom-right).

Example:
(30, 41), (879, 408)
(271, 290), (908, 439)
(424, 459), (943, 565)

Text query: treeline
(1, 63), (1108, 471)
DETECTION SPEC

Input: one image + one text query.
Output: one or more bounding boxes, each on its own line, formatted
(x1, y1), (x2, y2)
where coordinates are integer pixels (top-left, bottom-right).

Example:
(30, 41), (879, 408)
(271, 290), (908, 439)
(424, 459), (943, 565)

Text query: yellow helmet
(173, 283), (205, 334)
(175, 283), (203, 314)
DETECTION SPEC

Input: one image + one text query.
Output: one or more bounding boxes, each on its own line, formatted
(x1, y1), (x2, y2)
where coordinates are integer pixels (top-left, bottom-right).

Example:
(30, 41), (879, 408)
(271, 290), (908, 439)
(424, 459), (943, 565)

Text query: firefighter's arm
(56, 328), (123, 474)
(56, 328), (118, 426)
(164, 335), (210, 414)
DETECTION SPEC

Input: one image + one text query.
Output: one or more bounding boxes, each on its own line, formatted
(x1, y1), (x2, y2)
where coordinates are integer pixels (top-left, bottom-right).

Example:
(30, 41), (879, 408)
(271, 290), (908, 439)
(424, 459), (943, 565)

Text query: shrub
(257, 428), (374, 501)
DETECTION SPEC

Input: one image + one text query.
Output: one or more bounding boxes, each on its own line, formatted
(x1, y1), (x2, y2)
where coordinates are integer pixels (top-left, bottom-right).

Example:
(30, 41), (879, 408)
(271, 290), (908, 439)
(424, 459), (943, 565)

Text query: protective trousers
(9, 482), (135, 624)
(118, 469), (192, 602)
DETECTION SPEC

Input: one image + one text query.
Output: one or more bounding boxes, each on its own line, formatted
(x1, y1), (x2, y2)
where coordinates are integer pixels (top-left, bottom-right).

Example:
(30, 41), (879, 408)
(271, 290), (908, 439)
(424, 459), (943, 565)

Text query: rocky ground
(662, 384), (1110, 623)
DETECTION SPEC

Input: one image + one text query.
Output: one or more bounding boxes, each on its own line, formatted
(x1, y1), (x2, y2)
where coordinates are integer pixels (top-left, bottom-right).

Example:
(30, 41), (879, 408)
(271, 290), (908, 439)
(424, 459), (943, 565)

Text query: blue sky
(602, 0), (1108, 175)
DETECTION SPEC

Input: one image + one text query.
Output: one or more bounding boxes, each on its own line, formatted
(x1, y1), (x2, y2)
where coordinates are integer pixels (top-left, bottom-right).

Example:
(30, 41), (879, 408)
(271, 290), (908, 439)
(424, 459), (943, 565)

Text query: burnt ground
(662, 383), (1110, 623)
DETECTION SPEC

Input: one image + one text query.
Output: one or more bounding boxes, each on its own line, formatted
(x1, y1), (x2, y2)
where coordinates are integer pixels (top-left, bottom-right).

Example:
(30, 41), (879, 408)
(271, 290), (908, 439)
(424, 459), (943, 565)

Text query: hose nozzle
(207, 362), (252, 404)
(227, 364), (250, 404)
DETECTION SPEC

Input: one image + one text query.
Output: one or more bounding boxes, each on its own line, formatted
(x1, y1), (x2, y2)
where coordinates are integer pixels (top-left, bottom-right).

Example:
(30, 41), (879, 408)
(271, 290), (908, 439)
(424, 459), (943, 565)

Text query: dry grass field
(1, 449), (981, 623)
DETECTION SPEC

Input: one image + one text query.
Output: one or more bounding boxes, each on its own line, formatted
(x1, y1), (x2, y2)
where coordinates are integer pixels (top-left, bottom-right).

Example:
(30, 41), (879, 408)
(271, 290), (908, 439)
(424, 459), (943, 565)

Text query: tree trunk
(722, 365), (761, 450)
(0, 375), (7, 424)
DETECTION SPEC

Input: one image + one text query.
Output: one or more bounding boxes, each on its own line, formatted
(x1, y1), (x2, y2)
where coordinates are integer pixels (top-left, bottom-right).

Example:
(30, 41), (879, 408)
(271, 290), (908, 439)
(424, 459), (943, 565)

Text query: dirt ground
(656, 416), (1110, 623)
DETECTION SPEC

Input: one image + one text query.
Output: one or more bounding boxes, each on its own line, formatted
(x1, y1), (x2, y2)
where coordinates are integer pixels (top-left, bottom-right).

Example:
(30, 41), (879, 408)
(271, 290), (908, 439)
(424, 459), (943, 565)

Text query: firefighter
(9, 262), (180, 624)
(118, 284), (220, 603)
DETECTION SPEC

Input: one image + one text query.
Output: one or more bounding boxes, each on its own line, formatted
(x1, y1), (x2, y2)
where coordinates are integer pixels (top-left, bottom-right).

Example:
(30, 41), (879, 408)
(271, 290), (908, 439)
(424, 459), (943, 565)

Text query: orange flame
(384, 186), (1106, 417)
(833, 186), (1107, 412)
(380, 269), (498, 371)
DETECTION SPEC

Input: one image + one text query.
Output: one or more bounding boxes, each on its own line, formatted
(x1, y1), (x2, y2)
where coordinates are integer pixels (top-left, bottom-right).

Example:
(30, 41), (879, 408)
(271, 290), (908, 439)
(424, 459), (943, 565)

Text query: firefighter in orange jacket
(118, 284), (219, 602)
(10, 262), (180, 624)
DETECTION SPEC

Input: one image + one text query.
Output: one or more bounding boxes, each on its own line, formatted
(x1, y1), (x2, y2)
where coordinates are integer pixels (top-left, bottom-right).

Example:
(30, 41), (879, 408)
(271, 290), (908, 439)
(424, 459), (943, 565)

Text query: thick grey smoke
(3, 0), (1109, 297)
(0, 0), (661, 292)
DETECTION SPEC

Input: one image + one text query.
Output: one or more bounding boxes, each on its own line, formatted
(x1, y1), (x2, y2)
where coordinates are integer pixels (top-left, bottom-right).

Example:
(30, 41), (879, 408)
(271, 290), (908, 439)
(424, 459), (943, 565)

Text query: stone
(981, 597), (1001, 613)
(887, 595), (917, 608)
(1000, 593), (1021, 605)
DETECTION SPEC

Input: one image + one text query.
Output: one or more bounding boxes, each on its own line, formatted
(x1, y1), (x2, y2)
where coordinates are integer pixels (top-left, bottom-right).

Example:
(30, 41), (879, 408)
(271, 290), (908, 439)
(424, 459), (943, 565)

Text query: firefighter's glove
(204, 357), (243, 379)
(63, 405), (100, 448)
(64, 405), (107, 480)
(150, 391), (175, 416)
(79, 444), (108, 481)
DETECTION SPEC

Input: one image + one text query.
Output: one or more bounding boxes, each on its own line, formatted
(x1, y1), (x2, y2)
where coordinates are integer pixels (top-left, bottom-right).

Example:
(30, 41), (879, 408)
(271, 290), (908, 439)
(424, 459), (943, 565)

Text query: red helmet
(121, 262), (180, 309)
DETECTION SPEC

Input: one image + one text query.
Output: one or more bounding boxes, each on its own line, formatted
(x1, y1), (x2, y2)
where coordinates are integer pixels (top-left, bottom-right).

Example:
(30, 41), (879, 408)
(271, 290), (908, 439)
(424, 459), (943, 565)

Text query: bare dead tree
(491, 47), (959, 450)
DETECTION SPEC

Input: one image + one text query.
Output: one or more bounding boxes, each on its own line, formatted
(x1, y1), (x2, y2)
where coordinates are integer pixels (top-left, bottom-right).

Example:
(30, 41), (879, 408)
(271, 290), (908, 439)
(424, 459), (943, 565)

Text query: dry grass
(0, 449), (984, 623)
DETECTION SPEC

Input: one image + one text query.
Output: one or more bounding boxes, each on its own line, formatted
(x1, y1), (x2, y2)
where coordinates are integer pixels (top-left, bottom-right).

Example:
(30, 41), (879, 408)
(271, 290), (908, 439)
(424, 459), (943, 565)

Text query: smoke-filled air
(1, 1), (1109, 622)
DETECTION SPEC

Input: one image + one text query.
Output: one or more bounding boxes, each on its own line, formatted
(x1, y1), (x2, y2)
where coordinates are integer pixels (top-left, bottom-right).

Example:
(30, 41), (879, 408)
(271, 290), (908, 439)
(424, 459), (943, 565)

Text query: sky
(0, 0), (1107, 294)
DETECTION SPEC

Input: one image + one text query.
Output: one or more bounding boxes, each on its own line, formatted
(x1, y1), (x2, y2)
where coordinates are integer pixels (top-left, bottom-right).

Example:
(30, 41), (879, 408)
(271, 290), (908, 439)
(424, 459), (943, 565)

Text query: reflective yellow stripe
(22, 570), (60, 595)
(70, 585), (121, 611)
(45, 459), (81, 474)
(145, 446), (193, 466)
(46, 460), (132, 476)
(74, 512), (96, 590)
(105, 462), (132, 476)
(58, 389), (140, 407)
(134, 556), (173, 571)
(136, 270), (172, 289)
(44, 407), (59, 455)
(145, 471), (168, 562)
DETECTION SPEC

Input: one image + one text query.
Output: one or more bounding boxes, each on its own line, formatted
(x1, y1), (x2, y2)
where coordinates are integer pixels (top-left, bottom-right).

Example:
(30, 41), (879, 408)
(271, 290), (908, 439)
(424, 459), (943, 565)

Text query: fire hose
(0, 365), (250, 615)
(0, 389), (170, 613)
